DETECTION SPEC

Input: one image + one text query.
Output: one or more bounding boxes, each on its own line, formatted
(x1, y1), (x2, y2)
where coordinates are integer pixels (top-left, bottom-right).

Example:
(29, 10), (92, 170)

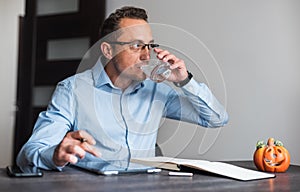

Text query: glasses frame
(108, 40), (159, 52)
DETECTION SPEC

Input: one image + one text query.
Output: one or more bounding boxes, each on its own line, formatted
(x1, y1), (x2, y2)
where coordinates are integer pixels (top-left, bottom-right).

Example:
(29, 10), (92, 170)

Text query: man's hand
(53, 130), (101, 166)
(154, 48), (188, 83)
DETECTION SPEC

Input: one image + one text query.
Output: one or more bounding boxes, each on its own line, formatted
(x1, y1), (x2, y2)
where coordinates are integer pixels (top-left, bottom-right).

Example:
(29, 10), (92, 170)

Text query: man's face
(110, 18), (153, 82)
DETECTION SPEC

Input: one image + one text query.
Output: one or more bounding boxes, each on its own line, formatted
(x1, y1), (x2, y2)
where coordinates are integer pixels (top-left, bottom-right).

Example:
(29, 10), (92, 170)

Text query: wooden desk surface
(1, 161), (299, 192)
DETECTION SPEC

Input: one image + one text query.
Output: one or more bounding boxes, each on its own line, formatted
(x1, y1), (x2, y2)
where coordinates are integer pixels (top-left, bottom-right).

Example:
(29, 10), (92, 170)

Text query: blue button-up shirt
(17, 59), (228, 170)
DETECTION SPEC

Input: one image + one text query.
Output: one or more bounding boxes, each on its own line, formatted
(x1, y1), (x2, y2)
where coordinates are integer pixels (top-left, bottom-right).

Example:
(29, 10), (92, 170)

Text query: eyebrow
(134, 39), (155, 43)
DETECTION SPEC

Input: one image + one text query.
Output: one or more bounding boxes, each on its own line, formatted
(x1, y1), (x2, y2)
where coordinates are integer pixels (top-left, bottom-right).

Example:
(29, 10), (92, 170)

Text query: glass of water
(140, 59), (171, 83)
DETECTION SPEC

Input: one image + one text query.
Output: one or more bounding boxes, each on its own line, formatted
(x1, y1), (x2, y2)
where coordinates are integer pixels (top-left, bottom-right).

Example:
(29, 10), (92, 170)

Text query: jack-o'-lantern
(253, 138), (290, 172)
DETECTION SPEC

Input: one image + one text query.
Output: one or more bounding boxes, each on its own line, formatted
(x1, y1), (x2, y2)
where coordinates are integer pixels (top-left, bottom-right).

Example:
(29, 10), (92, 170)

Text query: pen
(168, 171), (193, 177)
(79, 138), (87, 143)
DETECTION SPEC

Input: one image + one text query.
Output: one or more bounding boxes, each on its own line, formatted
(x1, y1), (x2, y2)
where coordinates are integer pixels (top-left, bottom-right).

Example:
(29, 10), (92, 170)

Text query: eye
(130, 42), (144, 50)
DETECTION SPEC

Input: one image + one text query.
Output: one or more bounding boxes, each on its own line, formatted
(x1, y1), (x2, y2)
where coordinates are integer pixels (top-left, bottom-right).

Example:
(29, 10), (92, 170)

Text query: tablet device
(73, 159), (161, 176)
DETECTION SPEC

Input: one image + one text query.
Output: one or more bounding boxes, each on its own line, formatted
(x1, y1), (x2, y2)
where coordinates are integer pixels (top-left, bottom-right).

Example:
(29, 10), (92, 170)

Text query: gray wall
(107, 0), (300, 165)
(1, 0), (299, 167)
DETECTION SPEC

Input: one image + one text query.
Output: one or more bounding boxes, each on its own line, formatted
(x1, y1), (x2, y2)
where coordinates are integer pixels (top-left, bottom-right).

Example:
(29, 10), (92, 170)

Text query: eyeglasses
(108, 40), (159, 52)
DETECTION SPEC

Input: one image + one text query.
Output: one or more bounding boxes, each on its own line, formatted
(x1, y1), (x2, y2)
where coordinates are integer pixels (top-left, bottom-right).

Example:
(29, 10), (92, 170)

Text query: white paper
(131, 156), (275, 181)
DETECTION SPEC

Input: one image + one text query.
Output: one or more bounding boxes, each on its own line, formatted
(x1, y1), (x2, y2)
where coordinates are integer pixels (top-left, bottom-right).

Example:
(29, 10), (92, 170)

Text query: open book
(131, 156), (275, 181)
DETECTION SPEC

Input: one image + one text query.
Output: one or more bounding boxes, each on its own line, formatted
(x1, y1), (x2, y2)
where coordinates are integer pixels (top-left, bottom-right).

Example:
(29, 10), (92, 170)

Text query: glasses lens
(140, 43), (159, 51)
(129, 42), (144, 51)
(120, 41), (159, 52)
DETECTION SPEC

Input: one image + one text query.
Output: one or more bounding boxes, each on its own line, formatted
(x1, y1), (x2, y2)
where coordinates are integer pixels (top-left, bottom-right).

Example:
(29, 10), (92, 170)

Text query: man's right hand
(53, 130), (101, 166)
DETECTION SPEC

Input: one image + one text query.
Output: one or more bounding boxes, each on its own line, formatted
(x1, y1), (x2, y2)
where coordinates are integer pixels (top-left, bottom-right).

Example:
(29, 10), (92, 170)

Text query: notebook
(131, 156), (276, 181)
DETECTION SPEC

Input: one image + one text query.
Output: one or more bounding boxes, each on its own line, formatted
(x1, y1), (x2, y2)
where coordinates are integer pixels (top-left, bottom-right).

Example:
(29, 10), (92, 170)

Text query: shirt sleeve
(165, 78), (229, 128)
(16, 79), (75, 170)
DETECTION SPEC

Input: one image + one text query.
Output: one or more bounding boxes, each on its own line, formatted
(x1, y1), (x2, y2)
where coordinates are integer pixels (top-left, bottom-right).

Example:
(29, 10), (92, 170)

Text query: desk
(1, 161), (299, 192)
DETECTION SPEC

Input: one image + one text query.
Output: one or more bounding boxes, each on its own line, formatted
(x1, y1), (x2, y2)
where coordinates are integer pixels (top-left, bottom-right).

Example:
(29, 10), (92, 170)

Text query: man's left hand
(153, 48), (188, 83)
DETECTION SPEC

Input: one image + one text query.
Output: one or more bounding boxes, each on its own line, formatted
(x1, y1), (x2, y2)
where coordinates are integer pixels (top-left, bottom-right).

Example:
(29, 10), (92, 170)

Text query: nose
(140, 46), (151, 60)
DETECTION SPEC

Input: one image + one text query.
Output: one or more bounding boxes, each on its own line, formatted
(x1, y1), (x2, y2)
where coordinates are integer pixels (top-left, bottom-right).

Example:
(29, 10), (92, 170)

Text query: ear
(101, 42), (113, 60)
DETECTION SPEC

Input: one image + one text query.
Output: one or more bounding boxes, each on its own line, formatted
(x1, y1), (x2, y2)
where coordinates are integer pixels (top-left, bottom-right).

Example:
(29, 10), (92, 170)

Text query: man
(17, 6), (228, 170)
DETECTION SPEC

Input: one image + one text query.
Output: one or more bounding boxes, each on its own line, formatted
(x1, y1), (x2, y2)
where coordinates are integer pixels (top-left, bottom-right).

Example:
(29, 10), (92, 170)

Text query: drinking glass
(140, 59), (171, 83)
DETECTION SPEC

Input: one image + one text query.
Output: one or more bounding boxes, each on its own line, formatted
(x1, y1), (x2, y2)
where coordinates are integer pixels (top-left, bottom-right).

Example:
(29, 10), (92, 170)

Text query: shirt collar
(92, 57), (145, 93)
(92, 58), (113, 88)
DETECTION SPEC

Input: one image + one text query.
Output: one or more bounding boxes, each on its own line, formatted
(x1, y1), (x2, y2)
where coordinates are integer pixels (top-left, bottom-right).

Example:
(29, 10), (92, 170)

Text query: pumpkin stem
(267, 138), (275, 146)
(256, 140), (266, 149)
(274, 140), (283, 146)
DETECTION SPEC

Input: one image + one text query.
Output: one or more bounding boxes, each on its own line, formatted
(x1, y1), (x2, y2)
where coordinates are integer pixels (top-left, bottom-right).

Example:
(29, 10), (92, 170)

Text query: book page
(187, 161), (275, 181)
(132, 156), (209, 165)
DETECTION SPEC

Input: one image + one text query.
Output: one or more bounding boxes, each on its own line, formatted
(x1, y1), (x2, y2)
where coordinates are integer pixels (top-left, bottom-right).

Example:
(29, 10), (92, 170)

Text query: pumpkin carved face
(253, 138), (290, 172)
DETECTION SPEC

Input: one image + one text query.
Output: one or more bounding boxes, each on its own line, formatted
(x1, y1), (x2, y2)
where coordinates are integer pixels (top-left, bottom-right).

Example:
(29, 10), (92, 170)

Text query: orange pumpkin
(253, 138), (290, 172)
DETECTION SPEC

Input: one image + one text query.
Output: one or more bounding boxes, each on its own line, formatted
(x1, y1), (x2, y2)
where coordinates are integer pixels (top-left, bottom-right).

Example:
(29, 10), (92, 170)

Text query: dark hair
(99, 6), (148, 39)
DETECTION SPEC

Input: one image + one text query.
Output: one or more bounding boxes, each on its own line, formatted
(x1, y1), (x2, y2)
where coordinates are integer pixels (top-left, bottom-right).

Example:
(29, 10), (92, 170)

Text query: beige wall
(0, 0), (24, 167)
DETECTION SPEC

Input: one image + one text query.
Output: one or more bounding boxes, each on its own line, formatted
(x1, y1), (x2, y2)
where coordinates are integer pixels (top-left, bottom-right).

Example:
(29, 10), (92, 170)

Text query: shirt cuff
(181, 78), (213, 106)
(181, 78), (203, 95)
(40, 145), (65, 171)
